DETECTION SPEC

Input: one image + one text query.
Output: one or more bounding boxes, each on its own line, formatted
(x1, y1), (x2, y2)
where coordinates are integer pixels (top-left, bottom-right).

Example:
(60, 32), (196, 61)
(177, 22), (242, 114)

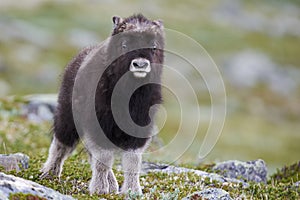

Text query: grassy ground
(0, 97), (299, 199)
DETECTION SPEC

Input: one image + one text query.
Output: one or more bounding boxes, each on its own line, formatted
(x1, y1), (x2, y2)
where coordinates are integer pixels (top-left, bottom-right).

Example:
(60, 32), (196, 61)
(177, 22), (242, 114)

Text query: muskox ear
(153, 19), (163, 28)
(112, 16), (124, 28)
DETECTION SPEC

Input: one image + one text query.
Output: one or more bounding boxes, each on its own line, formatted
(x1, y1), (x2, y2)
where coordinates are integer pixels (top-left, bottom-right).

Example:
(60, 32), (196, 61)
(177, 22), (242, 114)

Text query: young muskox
(40, 14), (164, 195)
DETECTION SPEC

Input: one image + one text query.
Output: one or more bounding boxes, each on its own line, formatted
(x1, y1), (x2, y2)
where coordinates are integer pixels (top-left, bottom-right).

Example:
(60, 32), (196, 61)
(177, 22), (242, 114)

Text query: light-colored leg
(89, 149), (116, 194)
(121, 151), (142, 194)
(108, 169), (119, 193)
(40, 137), (76, 179)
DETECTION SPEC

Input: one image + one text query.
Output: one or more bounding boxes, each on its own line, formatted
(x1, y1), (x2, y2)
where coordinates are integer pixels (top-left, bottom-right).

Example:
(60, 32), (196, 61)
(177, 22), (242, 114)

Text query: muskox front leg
(89, 149), (118, 194)
(121, 151), (142, 194)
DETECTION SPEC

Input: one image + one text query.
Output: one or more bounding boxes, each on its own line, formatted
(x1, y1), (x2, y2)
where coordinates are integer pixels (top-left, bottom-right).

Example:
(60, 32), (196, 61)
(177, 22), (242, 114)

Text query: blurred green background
(0, 0), (299, 174)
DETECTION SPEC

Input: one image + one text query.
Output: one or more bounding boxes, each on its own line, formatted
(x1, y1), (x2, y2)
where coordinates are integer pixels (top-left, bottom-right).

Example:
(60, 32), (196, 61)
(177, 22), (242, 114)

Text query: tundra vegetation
(0, 97), (299, 199)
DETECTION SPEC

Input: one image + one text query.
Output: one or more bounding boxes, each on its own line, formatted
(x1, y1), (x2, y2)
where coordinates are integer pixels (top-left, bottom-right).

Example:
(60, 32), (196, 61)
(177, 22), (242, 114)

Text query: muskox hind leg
(89, 149), (118, 194)
(121, 151), (142, 194)
(40, 137), (77, 179)
(108, 169), (119, 193)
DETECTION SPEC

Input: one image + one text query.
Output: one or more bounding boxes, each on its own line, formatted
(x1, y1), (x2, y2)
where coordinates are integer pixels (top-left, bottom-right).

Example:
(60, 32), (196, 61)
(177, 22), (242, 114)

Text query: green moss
(270, 161), (300, 184)
(194, 163), (216, 173)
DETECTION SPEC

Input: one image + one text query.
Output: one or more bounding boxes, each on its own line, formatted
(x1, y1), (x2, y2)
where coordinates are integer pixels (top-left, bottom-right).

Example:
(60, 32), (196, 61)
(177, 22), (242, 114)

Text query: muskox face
(108, 14), (164, 79)
(119, 32), (159, 78)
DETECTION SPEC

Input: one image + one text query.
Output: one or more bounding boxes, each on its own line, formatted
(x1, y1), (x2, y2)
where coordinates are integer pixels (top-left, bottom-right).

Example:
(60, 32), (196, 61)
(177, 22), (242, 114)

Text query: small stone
(183, 187), (232, 200)
(0, 153), (29, 172)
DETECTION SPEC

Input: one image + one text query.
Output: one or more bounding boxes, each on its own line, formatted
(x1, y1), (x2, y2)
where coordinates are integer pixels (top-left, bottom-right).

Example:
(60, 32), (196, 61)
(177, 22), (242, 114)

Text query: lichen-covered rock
(182, 187), (232, 200)
(0, 153), (29, 171)
(144, 162), (248, 186)
(0, 172), (74, 200)
(213, 159), (267, 183)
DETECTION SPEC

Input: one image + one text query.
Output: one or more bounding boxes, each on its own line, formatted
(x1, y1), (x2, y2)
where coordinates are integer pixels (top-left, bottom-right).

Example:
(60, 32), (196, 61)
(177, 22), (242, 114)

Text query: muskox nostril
(139, 61), (148, 68)
(133, 62), (139, 68)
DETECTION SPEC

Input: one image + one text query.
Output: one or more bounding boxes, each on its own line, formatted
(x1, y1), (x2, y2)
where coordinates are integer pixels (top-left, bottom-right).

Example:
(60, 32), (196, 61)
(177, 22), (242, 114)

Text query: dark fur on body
(54, 14), (164, 150)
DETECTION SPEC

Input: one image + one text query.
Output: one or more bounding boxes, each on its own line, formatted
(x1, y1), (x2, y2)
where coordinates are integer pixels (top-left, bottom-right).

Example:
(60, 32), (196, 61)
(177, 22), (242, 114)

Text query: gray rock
(0, 80), (10, 97)
(211, 0), (266, 33)
(22, 94), (57, 123)
(294, 181), (300, 188)
(68, 29), (100, 48)
(211, 0), (300, 37)
(223, 50), (300, 96)
(213, 159), (267, 183)
(183, 187), (232, 200)
(141, 162), (169, 173)
(143, 162), (248, 187)
(0, 172), (74, 200)
(224, 50), (276, 88)
(0, 18), (54, 48)
(0, 153), (29, 172)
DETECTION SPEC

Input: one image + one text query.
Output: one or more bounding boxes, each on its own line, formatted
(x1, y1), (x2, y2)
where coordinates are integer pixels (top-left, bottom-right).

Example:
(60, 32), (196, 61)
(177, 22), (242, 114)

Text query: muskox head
(107, 14), (164, 80)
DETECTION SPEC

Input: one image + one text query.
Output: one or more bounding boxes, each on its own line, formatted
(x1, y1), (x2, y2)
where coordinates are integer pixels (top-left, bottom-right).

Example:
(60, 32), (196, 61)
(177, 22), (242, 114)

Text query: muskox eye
(151, 45), (157, 51)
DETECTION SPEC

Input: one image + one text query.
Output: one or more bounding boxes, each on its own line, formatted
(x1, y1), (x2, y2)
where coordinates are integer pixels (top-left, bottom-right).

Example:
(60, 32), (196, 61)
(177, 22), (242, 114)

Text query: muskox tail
(53, 108), (79, 147)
